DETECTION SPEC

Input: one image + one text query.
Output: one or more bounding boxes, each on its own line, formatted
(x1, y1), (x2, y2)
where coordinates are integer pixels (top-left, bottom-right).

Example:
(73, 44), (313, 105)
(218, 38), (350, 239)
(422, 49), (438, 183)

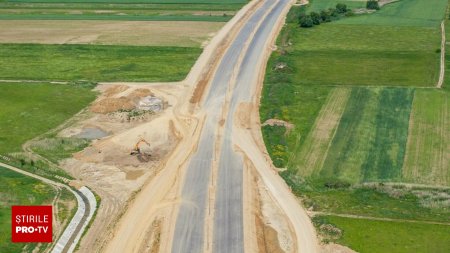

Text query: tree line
(299, 1), (381, 28)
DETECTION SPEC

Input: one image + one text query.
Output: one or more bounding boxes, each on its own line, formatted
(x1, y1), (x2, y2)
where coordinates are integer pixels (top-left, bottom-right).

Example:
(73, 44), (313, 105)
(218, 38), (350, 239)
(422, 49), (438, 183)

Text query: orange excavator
(130, 138), (151, 155)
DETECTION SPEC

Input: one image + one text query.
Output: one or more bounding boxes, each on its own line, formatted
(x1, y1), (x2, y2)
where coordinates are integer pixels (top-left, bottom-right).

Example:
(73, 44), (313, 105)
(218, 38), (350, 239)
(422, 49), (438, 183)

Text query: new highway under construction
(103, 0), (318, 252)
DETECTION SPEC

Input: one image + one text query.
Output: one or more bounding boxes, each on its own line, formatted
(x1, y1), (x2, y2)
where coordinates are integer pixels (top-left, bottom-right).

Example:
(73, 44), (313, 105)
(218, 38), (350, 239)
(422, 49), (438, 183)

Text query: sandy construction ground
(55, 83), (182, 252)
(0, 20), (224, 47)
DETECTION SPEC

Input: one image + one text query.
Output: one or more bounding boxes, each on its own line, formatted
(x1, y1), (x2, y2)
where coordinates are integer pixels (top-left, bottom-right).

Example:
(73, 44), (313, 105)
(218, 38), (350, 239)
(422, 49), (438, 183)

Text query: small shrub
(320, 10), (332, 22)
(299, 14), (314, 28)
(345, 11), (355, 17)
(336, 3), (348, 14)
(324, 180), (351, 189)
(310, 11), (322, 25)
(329, 8), (339, 17)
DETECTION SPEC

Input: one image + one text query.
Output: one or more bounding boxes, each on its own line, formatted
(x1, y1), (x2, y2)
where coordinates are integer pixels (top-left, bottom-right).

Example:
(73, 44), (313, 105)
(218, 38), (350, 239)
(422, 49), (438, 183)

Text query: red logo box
(11, 206), (52, 243)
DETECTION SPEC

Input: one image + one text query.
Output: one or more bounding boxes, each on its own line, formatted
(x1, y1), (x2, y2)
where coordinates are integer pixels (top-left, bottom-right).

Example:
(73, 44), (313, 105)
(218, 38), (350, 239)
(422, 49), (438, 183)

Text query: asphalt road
(213, 1), (290, 253)
(172, 1), (290, 252)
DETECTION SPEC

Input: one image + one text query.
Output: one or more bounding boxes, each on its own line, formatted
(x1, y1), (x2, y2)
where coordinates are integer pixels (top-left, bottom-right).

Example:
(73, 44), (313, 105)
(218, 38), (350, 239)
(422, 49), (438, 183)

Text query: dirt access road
(103, 0), (318, 252)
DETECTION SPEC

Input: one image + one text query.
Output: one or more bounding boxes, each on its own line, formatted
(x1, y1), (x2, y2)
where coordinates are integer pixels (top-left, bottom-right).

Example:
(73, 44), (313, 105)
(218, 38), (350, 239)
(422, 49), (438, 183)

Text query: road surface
(171, 1), (277, 252)
(172, 0), (318, 253)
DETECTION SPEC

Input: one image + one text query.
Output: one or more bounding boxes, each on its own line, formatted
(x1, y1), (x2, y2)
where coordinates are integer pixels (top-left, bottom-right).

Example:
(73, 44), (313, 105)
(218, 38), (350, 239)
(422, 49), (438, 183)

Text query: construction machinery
(130, 138), (151, 155)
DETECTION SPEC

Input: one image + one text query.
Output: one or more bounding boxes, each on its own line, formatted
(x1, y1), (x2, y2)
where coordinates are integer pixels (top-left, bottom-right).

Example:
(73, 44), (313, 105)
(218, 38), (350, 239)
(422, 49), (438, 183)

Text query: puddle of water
(75, 127), (109, 140)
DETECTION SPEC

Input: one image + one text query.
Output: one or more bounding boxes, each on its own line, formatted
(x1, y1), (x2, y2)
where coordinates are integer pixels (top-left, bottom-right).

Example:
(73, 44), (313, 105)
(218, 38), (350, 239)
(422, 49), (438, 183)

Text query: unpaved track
(437, 21), (445, 88)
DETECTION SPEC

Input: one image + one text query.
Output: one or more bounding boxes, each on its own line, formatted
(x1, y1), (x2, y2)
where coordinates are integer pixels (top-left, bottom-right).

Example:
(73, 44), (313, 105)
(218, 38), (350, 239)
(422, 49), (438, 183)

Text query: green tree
(366, 0), (380, 10)
(336, 3), (348, 13)
(299, 14), (314, 28)
(310, 11), (322, 25)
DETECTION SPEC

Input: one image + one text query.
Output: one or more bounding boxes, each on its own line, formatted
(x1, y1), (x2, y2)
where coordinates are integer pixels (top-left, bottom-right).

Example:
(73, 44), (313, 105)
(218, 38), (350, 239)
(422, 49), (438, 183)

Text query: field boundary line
(309, 211), (450, 226)
(437, 20), (445, 88)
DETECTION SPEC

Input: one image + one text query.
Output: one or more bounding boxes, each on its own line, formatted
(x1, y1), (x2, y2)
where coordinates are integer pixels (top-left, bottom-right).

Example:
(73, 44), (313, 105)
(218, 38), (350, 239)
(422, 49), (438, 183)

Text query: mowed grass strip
(317, 215), (450, 253)
(0, 44), (201, 81)
(320, 87), (414, 183)
(336, 0), (448, 27)
(0, 168), (56, 253)
(403, 89), (450, 186)
(0, 83), (96, 155)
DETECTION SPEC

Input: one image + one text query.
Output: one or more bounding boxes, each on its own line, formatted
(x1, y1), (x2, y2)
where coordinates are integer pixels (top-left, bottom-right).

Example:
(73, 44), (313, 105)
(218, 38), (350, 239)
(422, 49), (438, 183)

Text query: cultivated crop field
(403, 90), (450, 186)
(0, 44), (201, 81)
(0, 0), (247, 22)
(319, 87), (414, 183)
(0, 20), (224, 47)
(261, 0), (450, 252)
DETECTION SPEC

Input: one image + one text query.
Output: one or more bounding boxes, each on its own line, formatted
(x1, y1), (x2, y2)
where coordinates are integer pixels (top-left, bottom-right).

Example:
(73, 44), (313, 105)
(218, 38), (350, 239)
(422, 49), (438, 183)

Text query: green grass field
(315, 215), (450, 253)
(337, 0), (448, 27)
(0, 44), (201, 81)
(0, 168), (56, 253)
(285, 22), (441, 87)
(0, 83), (96, 156)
